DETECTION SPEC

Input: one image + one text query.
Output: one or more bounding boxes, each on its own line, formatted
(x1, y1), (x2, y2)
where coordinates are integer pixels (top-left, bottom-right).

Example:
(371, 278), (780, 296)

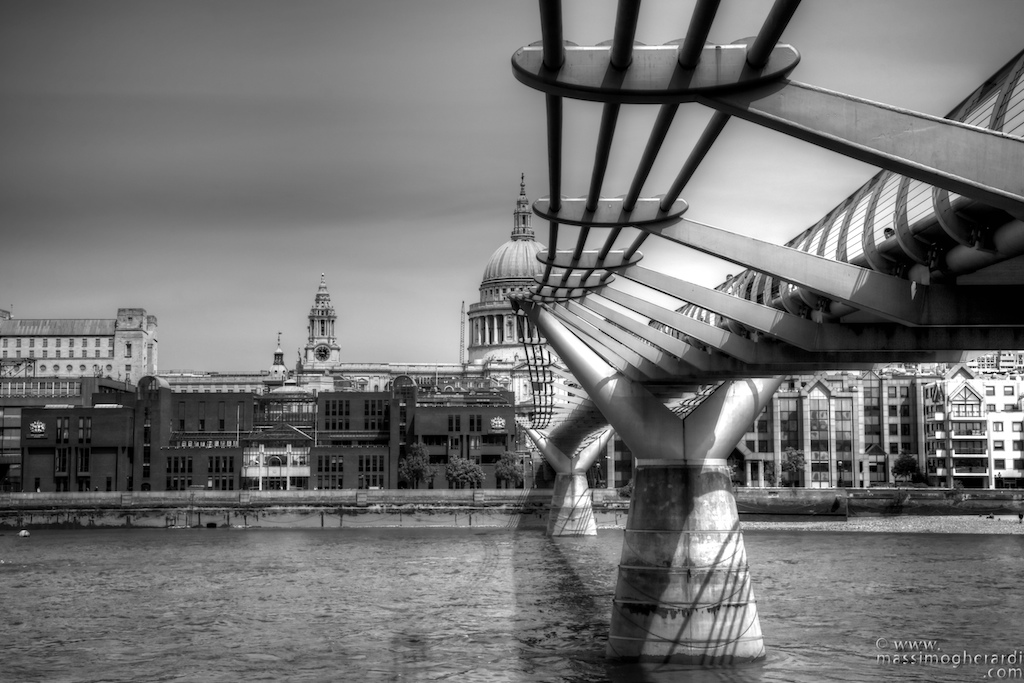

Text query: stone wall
(1, 487), (1020, 529)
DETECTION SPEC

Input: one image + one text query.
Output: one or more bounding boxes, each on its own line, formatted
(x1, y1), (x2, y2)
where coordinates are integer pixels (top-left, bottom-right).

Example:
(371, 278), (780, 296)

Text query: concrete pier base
(547, 472), (597, 536)
(606, 462), (764, 664)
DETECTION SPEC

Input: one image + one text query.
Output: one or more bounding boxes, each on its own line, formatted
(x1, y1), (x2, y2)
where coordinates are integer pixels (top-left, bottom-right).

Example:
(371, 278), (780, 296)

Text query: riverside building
(731, 368), (940, 489)
(923, 365), (1024, 489)
(19, 372), (515, 492)
(0, 307), (157, 385)
(1, 307), (157, 491)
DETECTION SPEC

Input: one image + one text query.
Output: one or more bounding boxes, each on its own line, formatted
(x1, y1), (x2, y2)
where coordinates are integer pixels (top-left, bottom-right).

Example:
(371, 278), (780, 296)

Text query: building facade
(1, 376), (136, 491)
(19, 370), (516, 492)
(0, 307), (157, 386)
(923, 365), (1024, 489)
(730, 369), (937, 489)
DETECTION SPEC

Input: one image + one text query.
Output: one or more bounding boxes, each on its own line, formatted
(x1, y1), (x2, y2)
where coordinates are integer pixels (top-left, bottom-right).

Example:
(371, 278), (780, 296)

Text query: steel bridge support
(526, 426), (613, 536)
(523, 302), (780, 663)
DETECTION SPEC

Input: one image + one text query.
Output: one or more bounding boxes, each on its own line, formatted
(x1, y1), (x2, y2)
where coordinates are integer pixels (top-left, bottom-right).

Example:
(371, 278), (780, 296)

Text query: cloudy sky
(2, 1), (1022, 372)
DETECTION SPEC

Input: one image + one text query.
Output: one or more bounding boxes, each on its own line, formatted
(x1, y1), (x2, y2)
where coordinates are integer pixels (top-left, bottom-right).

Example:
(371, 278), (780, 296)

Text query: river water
(2, 526), (1022, 683)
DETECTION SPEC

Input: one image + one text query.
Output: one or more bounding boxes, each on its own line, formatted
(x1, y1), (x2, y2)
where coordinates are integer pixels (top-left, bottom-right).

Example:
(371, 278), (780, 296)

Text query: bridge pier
(522, 303), (779, 663)
(548, 472), (596, 536)
(608, 461), (762, 663)
(526, 427), (612, 536)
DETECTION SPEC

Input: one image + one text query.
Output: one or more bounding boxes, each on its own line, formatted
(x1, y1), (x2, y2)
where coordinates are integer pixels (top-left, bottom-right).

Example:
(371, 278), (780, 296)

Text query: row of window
(4, 349), (115, 359)
(448, 414), (488, 432)
(926, 440), (1024, 453)
(929, 458), (1024, 470)
(169, 439), (238, 449)
(2, 337), (114, 348)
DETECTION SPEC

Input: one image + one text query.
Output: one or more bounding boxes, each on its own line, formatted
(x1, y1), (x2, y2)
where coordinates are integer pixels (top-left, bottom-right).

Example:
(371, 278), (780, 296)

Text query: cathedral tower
(304, 274), (340, 369)
(467, 176), (545, 363)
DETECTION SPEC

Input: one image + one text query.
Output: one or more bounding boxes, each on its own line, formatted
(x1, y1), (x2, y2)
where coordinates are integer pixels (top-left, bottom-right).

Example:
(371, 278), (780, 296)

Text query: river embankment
(1, 487), (1023, 529)
(743, 514), (1024, 534)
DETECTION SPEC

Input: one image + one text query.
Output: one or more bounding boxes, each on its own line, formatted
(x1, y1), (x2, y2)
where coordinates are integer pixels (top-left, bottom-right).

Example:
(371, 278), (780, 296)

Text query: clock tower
(304, 273), (340, 369)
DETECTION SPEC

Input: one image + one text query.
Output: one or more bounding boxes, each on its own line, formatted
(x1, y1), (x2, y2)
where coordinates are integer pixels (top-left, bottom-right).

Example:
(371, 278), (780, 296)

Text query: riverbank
(2, 488), (1023, 530)
(742, 514), (1024, 534)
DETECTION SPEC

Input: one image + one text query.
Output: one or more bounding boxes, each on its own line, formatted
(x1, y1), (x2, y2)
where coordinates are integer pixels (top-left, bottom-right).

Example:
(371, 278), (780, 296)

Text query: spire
(308, 273), (338, 349)
(512, 174), (534, 241)
(271, 331), (286, 376)
(314, 273), (332, 308)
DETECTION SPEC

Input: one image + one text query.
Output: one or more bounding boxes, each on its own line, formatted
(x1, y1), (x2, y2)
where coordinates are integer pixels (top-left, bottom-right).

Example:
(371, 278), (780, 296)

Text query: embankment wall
(1, 488), (1021, 529)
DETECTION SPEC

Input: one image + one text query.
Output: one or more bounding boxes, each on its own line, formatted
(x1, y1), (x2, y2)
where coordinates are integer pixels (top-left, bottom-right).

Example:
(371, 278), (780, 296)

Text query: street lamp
(837, 460), (844, 488)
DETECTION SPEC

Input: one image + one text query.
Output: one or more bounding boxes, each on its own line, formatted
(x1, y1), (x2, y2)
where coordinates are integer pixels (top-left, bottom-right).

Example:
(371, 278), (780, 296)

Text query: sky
(2, 1), (1023, 372)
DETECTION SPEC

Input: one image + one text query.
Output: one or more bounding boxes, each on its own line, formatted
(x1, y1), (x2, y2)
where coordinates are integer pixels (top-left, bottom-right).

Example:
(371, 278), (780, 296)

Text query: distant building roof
(0, 319), (116, 336)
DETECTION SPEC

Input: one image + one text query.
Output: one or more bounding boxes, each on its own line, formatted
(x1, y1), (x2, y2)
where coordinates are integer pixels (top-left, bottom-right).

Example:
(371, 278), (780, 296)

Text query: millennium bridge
(509, 0), (1024, 665)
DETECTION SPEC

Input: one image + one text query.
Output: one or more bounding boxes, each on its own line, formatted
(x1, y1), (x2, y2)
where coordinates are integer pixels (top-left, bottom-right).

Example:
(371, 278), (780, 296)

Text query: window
(986, 386), (996, 396)
(994, 441), (1005, 450)
(124, 342), (132, 358)
(1005, 386), (1015, 396)
(69, 338), (75, 348)
(364, 400), (387, 430)
(995, 459), (1006, 469)
(994, 422), (1004, 432)
(357, 453), (385, 488)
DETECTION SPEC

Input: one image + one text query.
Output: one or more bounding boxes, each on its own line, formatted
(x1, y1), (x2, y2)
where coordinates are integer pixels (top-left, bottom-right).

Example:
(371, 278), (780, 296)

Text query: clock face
(314, 345), (331, 361)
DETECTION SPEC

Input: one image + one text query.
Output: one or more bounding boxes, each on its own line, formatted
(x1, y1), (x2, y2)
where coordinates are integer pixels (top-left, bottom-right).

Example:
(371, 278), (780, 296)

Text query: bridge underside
(512, 0), (1024, 664)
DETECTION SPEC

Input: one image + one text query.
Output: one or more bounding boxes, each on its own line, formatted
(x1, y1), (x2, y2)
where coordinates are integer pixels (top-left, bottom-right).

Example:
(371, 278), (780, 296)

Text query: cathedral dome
(481, 237), (545, 285)
(480, 175), (544, 286)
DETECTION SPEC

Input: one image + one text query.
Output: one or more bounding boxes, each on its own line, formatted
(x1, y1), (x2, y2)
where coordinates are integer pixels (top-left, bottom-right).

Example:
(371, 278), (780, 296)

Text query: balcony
(954, 466), (988, 475)
(951, 429), (986, 437)
(951, 451), (988, 458)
